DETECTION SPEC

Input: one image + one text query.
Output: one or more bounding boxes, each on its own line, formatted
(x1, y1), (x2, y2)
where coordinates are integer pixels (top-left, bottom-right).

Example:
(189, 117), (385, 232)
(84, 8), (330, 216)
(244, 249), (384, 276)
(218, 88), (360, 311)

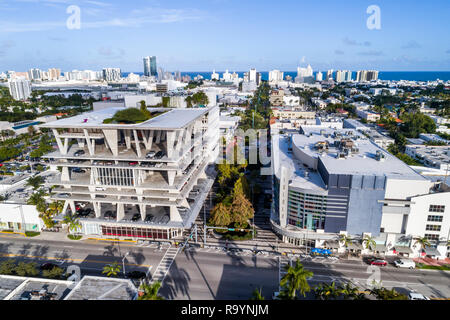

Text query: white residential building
(8, 79), (32, 101)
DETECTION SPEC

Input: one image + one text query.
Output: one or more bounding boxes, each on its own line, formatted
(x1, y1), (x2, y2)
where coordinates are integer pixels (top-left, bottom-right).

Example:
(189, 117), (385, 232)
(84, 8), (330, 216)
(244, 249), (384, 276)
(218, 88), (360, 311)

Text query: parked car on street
(370, 259), (388, 267)
(408, 291), (430, 300)
(394, 259), (416, 269)
(74, 150), (85, 157)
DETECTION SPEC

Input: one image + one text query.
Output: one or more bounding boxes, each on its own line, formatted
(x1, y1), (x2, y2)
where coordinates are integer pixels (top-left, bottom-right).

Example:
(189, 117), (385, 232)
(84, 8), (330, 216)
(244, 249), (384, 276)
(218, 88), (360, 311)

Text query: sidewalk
(413, 257), (450, 266)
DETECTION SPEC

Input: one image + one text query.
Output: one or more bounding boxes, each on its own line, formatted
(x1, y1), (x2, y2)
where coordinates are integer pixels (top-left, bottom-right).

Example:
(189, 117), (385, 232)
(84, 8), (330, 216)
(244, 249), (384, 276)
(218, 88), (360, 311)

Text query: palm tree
(339, 234), (353, 256)
(46, 201), (63, 216)
(63, 214), (81, 234)
(314, 282), (340, 300)
(27, 189), (47, 213)
(26, 176), (44, 190)
(250, 287), (265, 300)
(363, 235), (377, 251)
(279, 259), (313, 299)
(138, 282), (164, 300)
(338, 282), (363, 300)
(414, 236), (431, 251)
(102, 262), (122, 277)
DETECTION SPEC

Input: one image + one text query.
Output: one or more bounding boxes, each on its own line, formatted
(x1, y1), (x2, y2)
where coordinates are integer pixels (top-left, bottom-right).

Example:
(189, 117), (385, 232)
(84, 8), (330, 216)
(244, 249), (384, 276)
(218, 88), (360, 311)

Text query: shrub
(104, 108), (150, 124)
(25, 231), (40, 237)
(67, 234), (82, 240)
(15, 262), (39, 277)
(0, 260), (16, 275)
(42, 266), (64, 279)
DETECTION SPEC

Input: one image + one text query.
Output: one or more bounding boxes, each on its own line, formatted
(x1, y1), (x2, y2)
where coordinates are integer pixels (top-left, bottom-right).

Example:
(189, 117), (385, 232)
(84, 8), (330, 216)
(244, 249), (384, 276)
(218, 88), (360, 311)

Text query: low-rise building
(364, 129), (395, 149)
(405, 145), (450, 171)
(271, 127), (449, 259)
(356, 109), (380, 122)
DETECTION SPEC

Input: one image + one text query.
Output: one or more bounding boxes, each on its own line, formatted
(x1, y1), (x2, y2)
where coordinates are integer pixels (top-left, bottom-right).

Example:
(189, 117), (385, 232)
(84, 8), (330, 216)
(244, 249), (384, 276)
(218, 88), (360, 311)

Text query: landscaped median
(0, 230), (40, 237)
(416, 263), (450, 271)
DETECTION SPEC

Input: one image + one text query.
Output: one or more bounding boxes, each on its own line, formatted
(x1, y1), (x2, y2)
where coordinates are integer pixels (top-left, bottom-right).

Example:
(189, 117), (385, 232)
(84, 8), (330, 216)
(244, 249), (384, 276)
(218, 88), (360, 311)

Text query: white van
(394, 259), (416, 269)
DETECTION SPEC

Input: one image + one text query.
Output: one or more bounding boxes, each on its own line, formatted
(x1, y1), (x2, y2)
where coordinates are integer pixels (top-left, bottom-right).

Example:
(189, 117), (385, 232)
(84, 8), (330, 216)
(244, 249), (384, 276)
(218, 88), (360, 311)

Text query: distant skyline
(1, 0), (450, 72)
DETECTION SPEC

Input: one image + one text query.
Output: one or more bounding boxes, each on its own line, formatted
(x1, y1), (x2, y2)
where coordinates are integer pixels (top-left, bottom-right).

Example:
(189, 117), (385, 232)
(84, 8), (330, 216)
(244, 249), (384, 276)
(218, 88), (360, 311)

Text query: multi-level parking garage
(40, 106), (220, 240)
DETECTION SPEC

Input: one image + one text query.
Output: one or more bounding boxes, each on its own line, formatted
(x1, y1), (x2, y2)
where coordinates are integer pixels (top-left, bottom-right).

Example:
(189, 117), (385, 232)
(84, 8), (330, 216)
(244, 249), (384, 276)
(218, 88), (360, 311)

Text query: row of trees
(251, 260), (409, 300)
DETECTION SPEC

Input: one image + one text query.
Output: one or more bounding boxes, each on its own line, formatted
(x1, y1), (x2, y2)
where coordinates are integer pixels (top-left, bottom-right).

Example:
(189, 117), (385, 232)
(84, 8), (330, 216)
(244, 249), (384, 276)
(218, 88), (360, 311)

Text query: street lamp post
(122, 252), (130, 277)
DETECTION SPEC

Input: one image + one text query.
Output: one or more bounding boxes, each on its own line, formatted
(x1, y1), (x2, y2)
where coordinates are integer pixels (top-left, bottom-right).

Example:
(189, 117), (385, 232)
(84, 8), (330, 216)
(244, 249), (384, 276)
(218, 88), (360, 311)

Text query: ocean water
(123, 71), (450, 82)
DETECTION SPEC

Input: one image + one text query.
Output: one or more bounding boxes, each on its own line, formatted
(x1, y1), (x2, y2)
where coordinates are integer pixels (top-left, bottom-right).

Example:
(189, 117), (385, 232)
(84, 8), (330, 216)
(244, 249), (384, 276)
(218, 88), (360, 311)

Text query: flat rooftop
(272, 134), (327, 193)
(64, 276), (137, 300)
(294, 128), (426, 180)
(40, 107), (210, 130)
(0, 275), (72, 300)
(273, 128), (427, 191)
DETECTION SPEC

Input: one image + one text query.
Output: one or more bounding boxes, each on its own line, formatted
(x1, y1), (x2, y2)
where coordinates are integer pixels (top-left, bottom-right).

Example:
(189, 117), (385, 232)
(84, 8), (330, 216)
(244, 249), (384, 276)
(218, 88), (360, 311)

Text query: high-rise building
(356, 70), (379, 82)
(269, 70), (284, 83)
(315, 72), (323, 81)
(249, 68), (257, 82)
(211, 70), (219, 81)
(143, 56), (157, 77)
(222, 70), (232, 82)
(326, 69), (334, 81)
(28, 68), (42, 81)
(48, 68), (61, 81)
(336, 70), (352, 83)
(295, 65), (314, 83)
(8, 79), (32, 101)
(102, 68), (121, 82)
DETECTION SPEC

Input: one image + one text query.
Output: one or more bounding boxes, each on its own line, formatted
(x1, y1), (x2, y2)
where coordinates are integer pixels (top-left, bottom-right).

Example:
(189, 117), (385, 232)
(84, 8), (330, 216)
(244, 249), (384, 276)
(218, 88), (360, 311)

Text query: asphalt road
(0, 236), (163, 278)
(161, 248), (450, 300)
(0, 236), (449, 300)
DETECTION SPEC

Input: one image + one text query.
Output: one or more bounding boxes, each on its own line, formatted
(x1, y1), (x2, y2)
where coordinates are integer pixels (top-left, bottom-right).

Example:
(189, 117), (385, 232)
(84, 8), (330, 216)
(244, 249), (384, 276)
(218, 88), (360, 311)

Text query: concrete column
(139, 204), (146, 221)
(68, 200), (76, 214)
(93, 202), (101, 218)
(167, 171), (176, 186)
(88, 186), (96, 199)
(155, 130), (161, 144)
(52, 129), (68, 155)
(133, 130), (142, 158)
(181, 199), (190, 208)
(61, 167), (71, 182)
(62, 200), (70, 215)
(103, 129), (118, 156)
(169, 206), (183, 222)
(166, 131), (176, 158)
(125, 130), (131, 149)
(83, 129), (94, 155)
(142, 130), (154, 150)
(116, 203), (125, 222)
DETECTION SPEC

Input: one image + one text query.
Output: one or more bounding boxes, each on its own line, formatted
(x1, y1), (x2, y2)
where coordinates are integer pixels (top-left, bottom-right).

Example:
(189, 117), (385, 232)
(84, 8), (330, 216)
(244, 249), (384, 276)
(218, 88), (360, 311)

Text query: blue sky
(0, 0), (449, 72)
